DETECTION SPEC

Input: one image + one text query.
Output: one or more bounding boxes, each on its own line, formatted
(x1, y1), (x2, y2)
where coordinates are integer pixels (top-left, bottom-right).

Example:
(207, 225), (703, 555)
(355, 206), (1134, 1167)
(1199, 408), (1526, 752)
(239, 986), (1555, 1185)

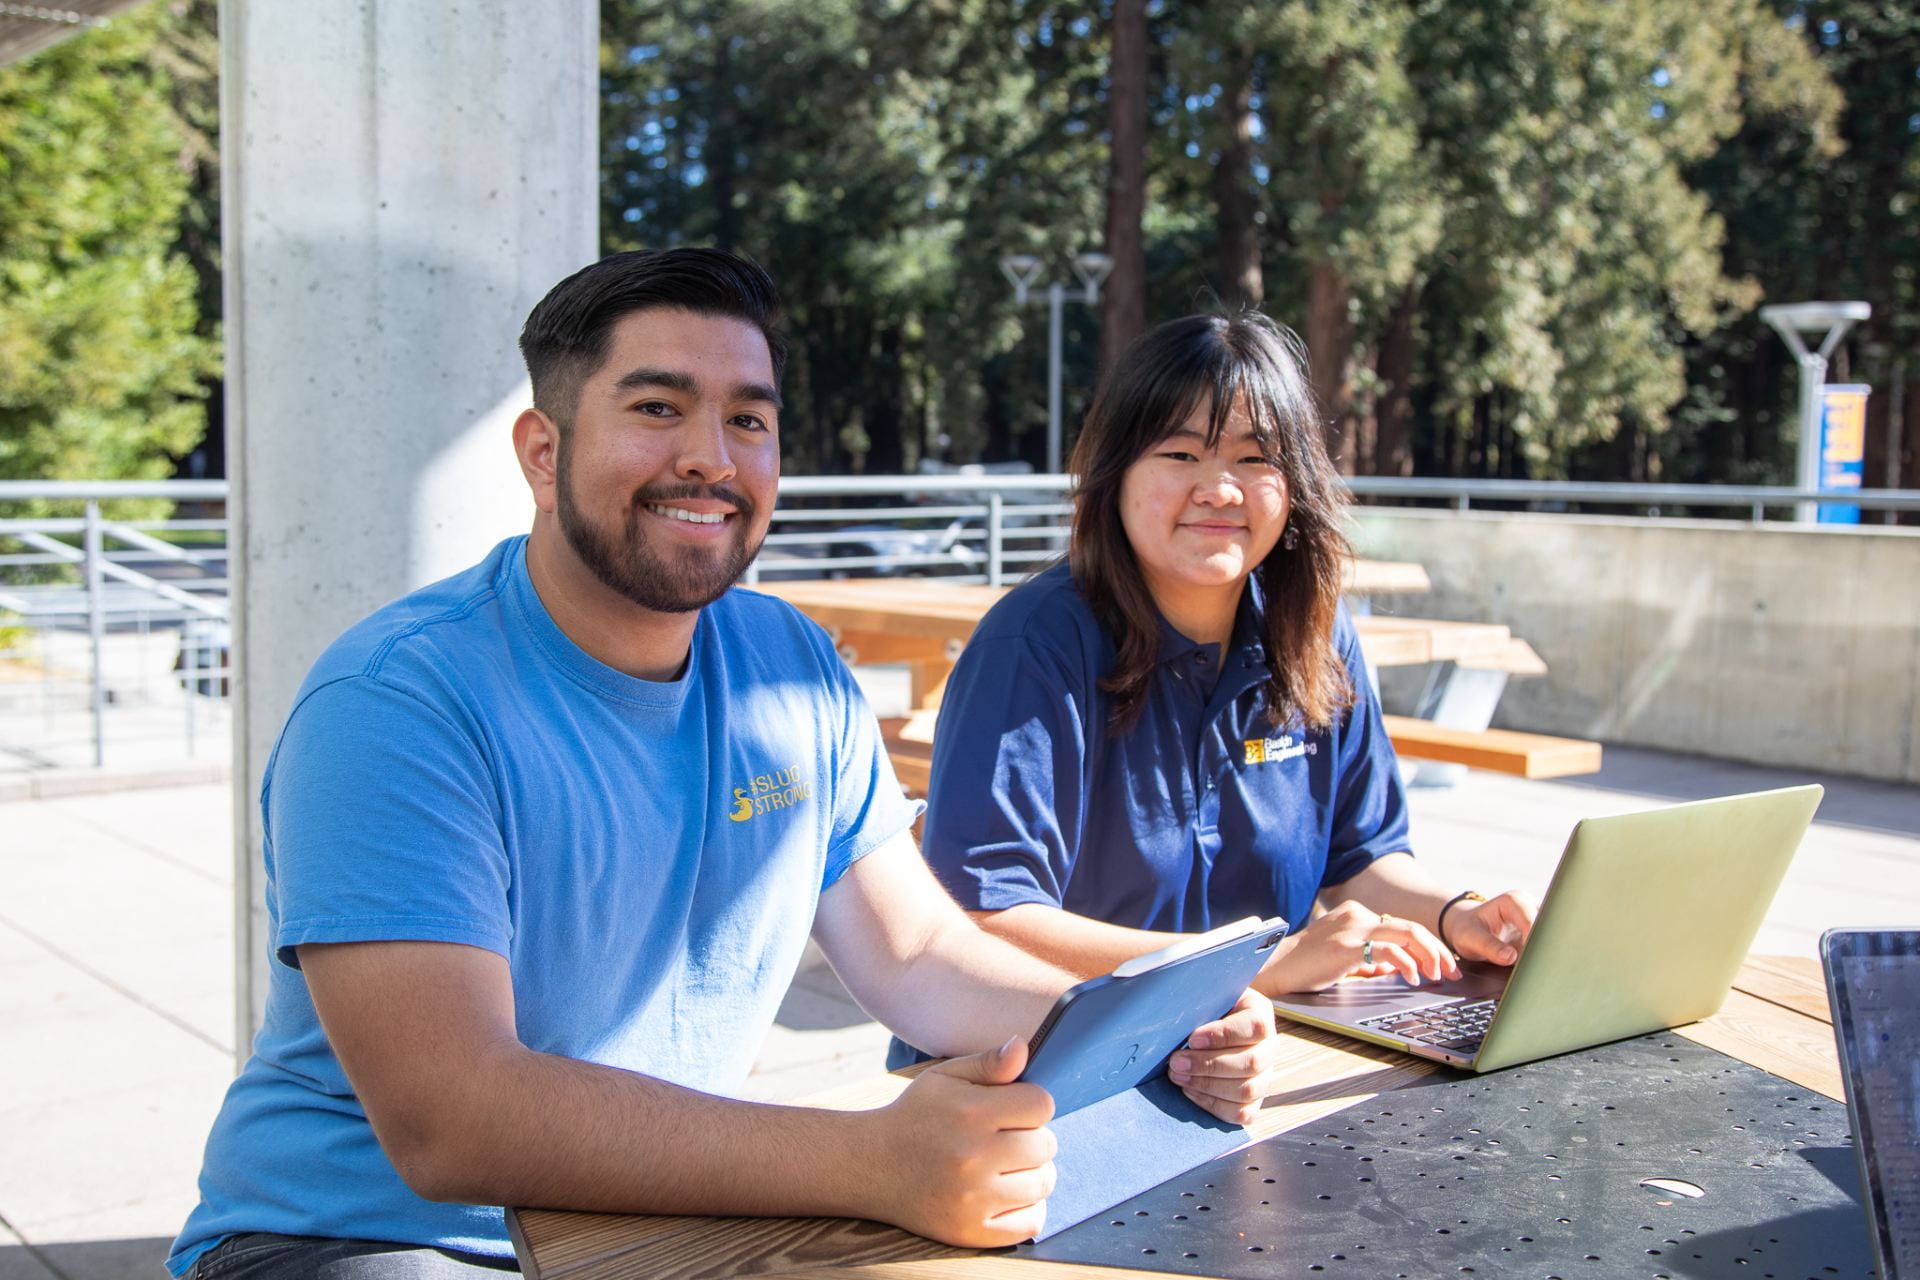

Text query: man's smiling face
(554, 306), (780, 614)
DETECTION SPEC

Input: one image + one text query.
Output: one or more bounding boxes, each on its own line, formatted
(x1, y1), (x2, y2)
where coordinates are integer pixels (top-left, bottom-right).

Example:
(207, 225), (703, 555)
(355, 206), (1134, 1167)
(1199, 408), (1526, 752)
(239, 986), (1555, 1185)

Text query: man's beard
(555, 450), (762, 614)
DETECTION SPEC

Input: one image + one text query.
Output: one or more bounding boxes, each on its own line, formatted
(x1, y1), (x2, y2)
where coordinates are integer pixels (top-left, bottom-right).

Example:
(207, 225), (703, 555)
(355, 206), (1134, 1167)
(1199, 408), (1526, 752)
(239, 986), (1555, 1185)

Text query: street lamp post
(1001, 251), (1113, 475)
(1760, 301), (1872, 523)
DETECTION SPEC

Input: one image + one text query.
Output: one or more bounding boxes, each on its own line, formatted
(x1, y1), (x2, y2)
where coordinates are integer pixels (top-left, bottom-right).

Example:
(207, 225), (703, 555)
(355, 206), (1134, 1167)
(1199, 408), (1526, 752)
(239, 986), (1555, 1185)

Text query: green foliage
(602, 0), (1111, 472)
(598, 0), (1895, 485)
(0, 4), (219, 496)
(1669, 0), (1916, 491)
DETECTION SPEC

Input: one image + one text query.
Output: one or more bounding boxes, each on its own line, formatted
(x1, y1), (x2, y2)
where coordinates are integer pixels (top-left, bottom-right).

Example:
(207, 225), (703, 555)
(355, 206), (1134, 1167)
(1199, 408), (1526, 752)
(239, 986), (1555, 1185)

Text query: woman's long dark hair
(1068, 310), (1354, 733)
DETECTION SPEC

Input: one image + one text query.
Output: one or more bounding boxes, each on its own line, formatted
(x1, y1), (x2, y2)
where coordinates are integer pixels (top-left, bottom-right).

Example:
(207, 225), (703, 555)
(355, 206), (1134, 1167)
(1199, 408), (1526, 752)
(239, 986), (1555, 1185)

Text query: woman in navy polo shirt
(917, 311), (1536, 1021)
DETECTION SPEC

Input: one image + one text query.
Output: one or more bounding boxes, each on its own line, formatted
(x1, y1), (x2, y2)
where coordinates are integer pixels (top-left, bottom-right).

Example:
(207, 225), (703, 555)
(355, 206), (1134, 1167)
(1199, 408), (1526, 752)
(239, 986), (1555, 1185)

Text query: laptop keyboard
(1357, 997), (1499, 1054)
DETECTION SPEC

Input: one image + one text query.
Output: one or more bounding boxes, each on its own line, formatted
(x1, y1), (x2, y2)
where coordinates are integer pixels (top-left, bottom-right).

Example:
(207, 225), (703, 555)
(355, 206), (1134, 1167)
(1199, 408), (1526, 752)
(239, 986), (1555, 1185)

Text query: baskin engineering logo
(1243, 733), (1316, 766)
(727, 763), (813, 823)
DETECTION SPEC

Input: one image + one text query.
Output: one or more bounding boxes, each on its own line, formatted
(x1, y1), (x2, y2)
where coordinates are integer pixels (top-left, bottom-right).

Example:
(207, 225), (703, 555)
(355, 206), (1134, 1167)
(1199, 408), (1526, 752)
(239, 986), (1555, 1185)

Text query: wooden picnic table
(508, 956), (1840, 1280)
(756, 567), (1489, 714)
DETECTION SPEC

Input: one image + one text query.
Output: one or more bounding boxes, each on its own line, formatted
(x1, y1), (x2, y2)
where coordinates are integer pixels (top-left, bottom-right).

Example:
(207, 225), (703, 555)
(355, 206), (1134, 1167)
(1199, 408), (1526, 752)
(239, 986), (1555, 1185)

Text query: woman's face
(1118, 395), (1291, 610)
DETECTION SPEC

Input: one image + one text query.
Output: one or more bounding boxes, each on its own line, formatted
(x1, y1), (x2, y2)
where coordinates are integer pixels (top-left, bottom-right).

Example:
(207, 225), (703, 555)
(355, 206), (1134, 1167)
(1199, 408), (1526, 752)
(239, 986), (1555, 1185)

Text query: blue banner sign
(1818, 384), (1870, 525)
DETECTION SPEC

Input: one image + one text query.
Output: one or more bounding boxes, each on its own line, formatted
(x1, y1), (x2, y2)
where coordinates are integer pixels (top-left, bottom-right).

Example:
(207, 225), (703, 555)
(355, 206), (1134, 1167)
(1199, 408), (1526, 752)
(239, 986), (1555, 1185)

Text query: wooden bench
(763, 579), (1601, 788)
(879, 717), (935, 796)
(886, 701), (1600, 790)
(1380, 714), (1602, 779)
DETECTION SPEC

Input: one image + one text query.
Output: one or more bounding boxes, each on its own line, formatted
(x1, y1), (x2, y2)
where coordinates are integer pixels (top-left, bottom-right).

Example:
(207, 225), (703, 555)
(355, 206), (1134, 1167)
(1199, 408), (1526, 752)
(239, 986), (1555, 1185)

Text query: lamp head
(1000, 254), (1043, 306)
(1072, 251), (1114, 303)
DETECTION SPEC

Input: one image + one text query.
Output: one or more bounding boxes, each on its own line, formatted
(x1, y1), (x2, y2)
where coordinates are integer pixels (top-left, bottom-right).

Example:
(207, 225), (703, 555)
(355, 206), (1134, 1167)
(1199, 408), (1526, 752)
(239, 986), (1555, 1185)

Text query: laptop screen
(1823, 929), (1920, 1280)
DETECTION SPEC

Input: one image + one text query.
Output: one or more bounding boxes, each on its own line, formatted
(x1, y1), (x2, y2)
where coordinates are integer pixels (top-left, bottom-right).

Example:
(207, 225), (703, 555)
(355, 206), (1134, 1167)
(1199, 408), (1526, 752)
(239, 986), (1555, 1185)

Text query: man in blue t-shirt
(172, 249), (1289, 1280)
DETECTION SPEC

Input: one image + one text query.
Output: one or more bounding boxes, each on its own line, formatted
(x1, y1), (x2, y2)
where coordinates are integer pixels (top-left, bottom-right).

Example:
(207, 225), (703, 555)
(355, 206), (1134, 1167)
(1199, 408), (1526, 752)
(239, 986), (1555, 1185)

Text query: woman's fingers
(1344, 959), (1398, 980)
(1367, 915), (1459, 981)
(1365, 940), (1421, 985)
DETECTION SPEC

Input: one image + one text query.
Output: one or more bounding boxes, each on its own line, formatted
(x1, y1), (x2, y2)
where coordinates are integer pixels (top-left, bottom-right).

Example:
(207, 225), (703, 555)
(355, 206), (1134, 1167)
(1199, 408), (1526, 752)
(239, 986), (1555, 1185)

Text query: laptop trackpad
(1275, 962), (1511, 1019)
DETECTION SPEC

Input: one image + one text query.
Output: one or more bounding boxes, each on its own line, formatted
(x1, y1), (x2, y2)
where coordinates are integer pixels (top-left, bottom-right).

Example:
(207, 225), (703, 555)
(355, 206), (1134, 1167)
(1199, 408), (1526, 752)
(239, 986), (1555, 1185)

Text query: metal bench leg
(1407, 661), (1511, 788)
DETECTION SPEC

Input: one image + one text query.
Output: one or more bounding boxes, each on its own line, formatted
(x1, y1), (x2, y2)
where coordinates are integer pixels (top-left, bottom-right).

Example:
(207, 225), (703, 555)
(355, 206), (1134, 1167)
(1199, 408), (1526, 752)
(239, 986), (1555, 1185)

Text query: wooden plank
(1343, 558), (1430, 595)
(897, 710), (939, 745)
(1457, 636), (1550, 677)
(758, 582), (1000, 643)
(887, 745), (931, 795)
(761, 1261), (1172, 1280)
(1381, 715), (1603, 779)
(1729, 954), (1831, 1024)
(1352, 615), (1511, 665)
(834, 630), (953, 667)
(1355, 628), (1434, 668)
(1671, 988), (1844, 1102)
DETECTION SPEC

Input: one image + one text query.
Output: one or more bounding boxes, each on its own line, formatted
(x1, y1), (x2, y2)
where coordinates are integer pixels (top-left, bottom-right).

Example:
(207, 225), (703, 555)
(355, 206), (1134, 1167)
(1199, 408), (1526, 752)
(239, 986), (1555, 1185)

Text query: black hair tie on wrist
(1437, 890), (1487, 953)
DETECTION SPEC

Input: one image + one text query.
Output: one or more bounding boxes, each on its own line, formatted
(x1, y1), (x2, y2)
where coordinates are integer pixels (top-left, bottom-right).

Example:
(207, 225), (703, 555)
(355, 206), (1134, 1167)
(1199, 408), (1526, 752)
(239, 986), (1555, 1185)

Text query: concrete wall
(1350, 509), (1920, 785)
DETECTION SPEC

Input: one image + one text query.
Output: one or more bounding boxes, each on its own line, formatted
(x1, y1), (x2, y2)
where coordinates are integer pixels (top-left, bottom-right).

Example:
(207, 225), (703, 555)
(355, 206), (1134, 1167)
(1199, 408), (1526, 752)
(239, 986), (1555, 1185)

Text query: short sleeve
(264, 676), (511, 968)
(1320, 618), (1413, 887)
(802, 622), (922, 890)
(920, 635), (1091, 911)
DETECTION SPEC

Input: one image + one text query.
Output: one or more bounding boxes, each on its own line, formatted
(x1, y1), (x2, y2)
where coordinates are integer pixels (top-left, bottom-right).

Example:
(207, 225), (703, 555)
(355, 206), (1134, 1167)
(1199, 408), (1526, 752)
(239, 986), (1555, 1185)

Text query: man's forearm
(973, 902), (1188, 982)
(870, 908), (1082, 1058)
(385, 1039), (885, 1217)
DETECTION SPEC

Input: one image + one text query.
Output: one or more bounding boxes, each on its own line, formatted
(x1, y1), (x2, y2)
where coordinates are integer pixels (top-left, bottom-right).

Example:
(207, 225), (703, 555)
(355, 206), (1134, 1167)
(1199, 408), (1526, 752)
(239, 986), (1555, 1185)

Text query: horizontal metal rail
(1342, 476), (1920, 515)
(4, 473), (1912, 770)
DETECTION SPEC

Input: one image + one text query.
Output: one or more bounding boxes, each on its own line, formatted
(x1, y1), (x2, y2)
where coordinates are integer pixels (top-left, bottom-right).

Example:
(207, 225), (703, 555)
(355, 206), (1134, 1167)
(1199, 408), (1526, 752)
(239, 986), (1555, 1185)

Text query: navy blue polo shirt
(920, 562), (1411, 935)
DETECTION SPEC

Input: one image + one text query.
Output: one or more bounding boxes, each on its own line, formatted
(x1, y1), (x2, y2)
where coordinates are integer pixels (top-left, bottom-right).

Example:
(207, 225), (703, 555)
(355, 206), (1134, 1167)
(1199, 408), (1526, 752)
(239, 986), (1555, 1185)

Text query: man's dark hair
(518, 247), (787, 427)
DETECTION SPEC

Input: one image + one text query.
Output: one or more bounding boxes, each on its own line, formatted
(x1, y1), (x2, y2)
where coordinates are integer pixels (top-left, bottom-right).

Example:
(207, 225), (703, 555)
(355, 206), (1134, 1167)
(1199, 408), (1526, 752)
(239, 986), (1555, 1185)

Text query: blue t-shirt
(169, 537), (916, 1274)
(920, 562), (1410, 934)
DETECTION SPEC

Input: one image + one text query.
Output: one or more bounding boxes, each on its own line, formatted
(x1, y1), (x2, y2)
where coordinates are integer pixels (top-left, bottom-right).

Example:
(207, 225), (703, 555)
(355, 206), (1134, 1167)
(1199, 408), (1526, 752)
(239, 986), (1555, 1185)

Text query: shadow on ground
(0, 1238), (173, 1280)
(1563, 746), (1920, 839)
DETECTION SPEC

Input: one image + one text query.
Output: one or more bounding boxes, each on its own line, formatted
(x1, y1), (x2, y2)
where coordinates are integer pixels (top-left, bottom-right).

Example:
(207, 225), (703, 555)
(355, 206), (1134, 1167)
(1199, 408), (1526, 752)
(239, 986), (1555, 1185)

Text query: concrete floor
(3, 750), (1917, 1280)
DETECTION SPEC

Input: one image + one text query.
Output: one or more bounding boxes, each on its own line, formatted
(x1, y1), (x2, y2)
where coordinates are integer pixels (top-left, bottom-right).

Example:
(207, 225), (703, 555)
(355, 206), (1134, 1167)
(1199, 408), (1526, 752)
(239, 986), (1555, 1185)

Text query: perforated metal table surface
(510, 956), (1851, 1280)
(1020, 1033), (1870, 1279)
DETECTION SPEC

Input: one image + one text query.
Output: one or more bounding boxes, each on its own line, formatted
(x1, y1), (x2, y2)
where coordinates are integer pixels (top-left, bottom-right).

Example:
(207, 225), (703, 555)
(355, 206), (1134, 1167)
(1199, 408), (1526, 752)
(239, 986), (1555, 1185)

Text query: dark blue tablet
(1020, 917), (1289, 1118)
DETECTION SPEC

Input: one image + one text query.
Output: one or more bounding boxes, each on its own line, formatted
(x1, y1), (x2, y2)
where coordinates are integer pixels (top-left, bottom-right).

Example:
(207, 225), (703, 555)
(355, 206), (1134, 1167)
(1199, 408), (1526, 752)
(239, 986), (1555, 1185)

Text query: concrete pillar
(221, 1), (598, 1056)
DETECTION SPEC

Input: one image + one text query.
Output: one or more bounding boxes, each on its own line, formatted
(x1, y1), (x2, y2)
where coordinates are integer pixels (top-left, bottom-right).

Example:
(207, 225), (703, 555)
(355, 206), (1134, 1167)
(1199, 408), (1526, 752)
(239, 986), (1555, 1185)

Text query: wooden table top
(509, 957), (1837, 1280)
(760, 558), (1427, 611)
(758, 573), (1499, 676)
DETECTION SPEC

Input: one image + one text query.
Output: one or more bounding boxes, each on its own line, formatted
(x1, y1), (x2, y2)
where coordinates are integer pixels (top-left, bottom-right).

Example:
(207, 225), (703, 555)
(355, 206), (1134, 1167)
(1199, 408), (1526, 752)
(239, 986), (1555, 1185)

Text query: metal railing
(1342, 476), (1920, 520)
(0, 480), (231, 769)
(4, 474), (1916, 770)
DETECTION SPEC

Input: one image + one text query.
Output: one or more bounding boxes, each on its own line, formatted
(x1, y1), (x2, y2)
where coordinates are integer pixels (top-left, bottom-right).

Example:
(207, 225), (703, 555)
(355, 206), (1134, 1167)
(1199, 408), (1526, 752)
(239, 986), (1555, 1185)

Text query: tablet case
(1019, 918), (1287, 1240)
(1021, 918), (1288, 1117)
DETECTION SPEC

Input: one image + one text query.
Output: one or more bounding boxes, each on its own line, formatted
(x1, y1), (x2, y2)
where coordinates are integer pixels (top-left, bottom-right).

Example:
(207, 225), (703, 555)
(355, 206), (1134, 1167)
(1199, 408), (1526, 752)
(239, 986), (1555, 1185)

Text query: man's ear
(514, 407), (561, 514)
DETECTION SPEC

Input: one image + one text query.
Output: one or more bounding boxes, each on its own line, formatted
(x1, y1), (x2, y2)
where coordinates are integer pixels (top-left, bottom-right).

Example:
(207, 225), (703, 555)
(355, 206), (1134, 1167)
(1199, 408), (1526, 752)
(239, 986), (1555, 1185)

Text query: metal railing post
(183, 622), (198, 757)
(84, 499), (106, 767)
(1046, 284), (1066, 475)
(987, 493), (1005, 587)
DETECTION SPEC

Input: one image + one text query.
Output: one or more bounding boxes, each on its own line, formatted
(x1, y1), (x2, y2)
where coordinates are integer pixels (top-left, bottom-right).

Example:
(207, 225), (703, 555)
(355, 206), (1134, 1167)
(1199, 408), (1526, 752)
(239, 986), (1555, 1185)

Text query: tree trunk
(864, 325), (906, 474)
(1210, 49), (1262, 309)
(1372, 281), (1419, 476)
(1100, 0), (1148, 372)
(1304, 260), (1355, 472)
